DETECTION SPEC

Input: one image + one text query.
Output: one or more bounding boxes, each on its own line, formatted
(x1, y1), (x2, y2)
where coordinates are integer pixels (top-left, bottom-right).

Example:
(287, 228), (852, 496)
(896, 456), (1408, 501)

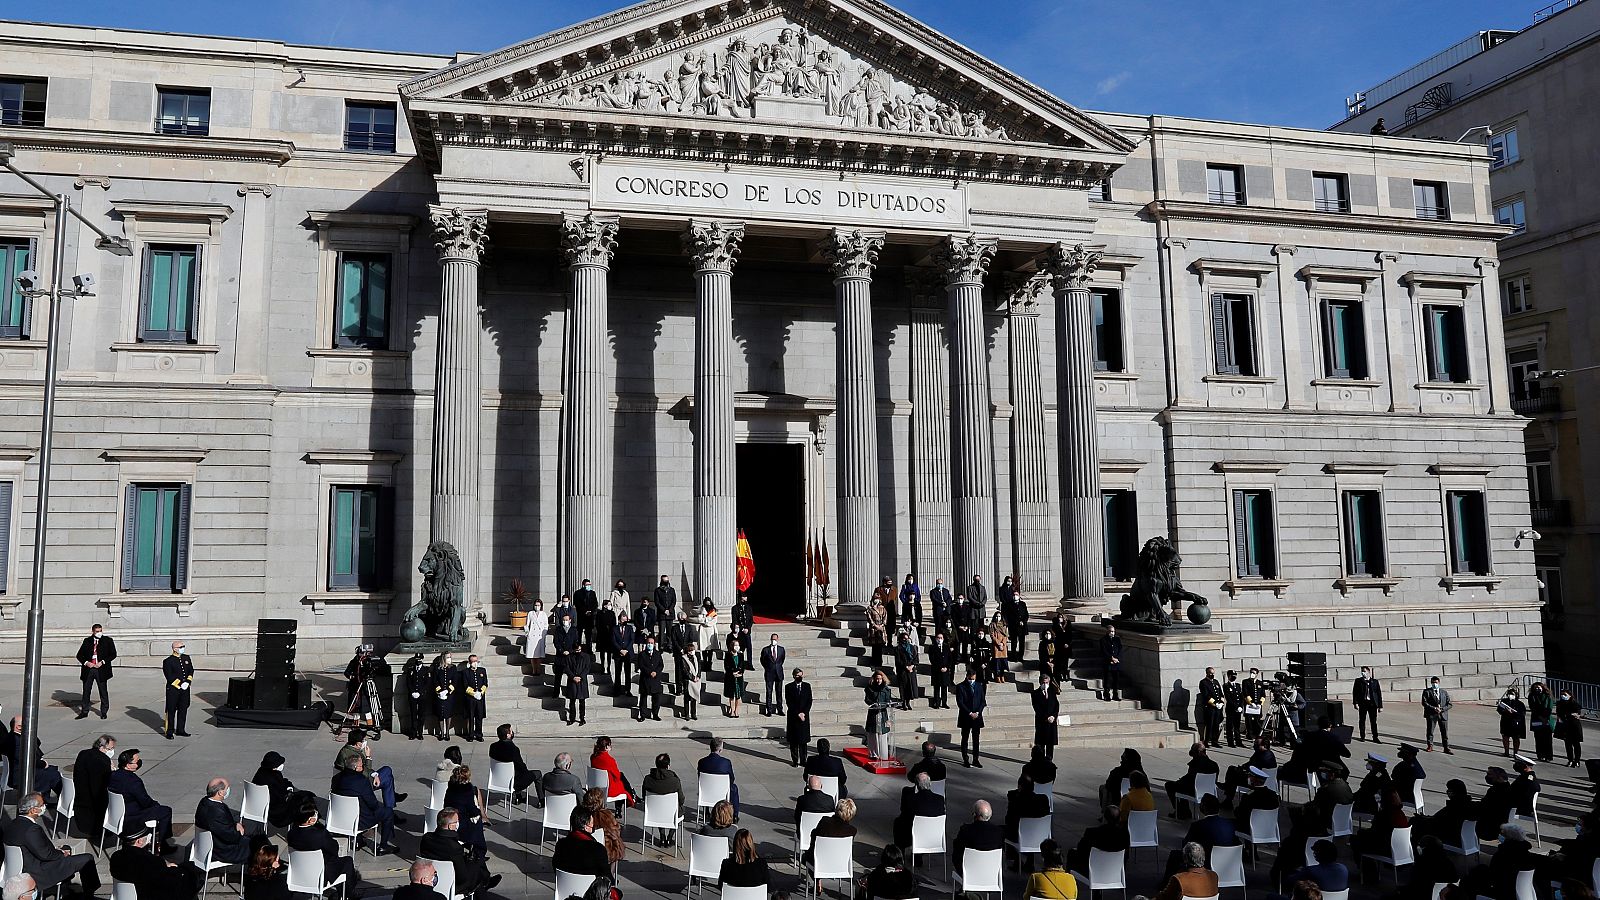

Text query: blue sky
(2, 0), (1534, 128)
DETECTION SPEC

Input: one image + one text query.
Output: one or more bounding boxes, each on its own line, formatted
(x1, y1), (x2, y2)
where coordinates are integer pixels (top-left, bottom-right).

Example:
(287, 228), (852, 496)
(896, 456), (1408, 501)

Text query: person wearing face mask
(894, 629), (920, 711)
(1556, 688), (1584, 767)
(418, 808), (500, 898)
(1241, 668), (1267, 740)
(573, 579), (599, 655)
(1100, 625), (1123, 702)
(109, 749), (176, 853)
(607, 579), (630, 620)
(653, 575), (678, 640)
(1353, 753), (1391, 815)
(956, 668), (988, 768)
(460, 654), (488, 742)
(760, 633), (786, 717)
(195, 777), (251, 865)
(929, 578), (952, 637)
(563, 640), (593, 726)
(162, 641), (195, 740)
(785, 668), (813, 767)
(250, 751), (303, 829)
(928, 631), (955, 709)
(1352, 665), (1384, 744)
(636, 637), (665, 722)
(431, 653), (460, 740)
(1422, 676), (1453, 754)
(633, 596), (657, 647)
(401, 653), (430, 740)
(1528, 681), (1555, 763)
(521, 599), (548, 676)
(75, 624), (117, 720)
(71, 735), (116, 841)
(1498, 687), (1528, 757)
(610, 613), (636, 697)
(899, 573), (923, 633)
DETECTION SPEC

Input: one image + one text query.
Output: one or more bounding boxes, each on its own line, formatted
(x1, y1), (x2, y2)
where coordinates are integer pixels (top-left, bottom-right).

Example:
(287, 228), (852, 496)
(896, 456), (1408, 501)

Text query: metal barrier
(1522, 674), (1598, 717)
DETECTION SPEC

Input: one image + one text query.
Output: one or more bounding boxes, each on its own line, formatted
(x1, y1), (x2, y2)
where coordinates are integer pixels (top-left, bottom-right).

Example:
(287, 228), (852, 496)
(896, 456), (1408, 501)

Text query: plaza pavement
(1, 661), (1590, 899)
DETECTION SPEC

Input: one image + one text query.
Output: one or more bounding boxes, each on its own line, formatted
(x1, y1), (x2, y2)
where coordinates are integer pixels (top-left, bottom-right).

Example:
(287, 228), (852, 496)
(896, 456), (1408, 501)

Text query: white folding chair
(696, 772), (731, 823)
(486, 761), (522, 818)
(1072, 847), (1128, 900)
(539, 792), (578, 849)
(795, 810), (828, 864)
(687, 832), (730, 900)
(1514, 793), (1543, 846)
(954, 847), (1004, 898)
(286, 849), (347, 900)
(1281, 769), (1320, 805)
(816, 775), (841, 803)
(1126, 809), (1160, 865)
(585, 767), (610, 793)
(1008, 816), (1051, 870)
(424, 806), (440, 834)
(554, 869), (597, 900)
(53, 778), (77, 840)
(239, 782), (271, 836)
(808, 835), (855, 900)
(1322, 891), (1350, 900)
(929, 779), (947, 798)
(1443, 820), (1480, 860)
(110, 883), (138, 900)
(640, 792), (684, 857)
(326, 793), (378, 858)
(1360, 825), (1415, 884)
(722, 886), (767, 900)
(1119, 777), (1132, 798)
(188, 830), (244, 899)
(1034, 779), (1056, 813)
(1213, 844), (1246, 898)
(908, 814), (947, 880)
(1238, 807), (1282, 868)
(1430, 884), (1452, 900)
(1175, 772), (1220, 812)
(429, 778), (449, 809)
(1514, 869), (1536, 900)
(4, 847), (60, 900)
(1184, 895), (1220, 900)
(1402, 777), (1428, 815)
(583, 769), (629, 826)
(1262, 767), (1281, 793)
(101, 792), (127, 855)
(420, 858), (465, 900)
(1331, 802), (1355, 839)
(1590, 858), (1600, 895)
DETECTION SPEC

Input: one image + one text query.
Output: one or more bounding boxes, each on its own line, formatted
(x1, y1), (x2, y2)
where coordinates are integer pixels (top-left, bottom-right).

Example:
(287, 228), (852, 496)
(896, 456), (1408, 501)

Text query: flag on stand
(735, 528), (755, 592)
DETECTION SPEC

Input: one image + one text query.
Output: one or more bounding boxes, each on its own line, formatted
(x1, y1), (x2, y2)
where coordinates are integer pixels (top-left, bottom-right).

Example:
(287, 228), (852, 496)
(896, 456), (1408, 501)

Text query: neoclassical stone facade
(0, 0), (1541, 698)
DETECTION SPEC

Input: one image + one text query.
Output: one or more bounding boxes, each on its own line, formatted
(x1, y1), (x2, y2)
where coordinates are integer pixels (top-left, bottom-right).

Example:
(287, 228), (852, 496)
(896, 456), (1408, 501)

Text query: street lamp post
(0, 142), (132, 802)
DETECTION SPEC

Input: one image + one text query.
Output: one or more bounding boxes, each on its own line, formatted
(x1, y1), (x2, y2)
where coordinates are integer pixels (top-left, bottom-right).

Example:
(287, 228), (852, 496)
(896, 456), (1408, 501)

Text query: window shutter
(1102, 492), (1118, 580)
(186, 246), (202, 343)
(136, 246), (154, 342)
(0, 481), (12, 590)
(1321, 300), (1340, 378)
(18, 238), (36, 339)
(173, 483), (192, 591)
(1367, 494), (1387, 576)
(1469, 492), (1490, 574)
(1448, 310), (1469, 384)
(376, 485), (395, 591)
(1241, 298), (1259, 376)
(1232, 490), (1252, 576)
(327, 486), (342, 589)
(1212, 294), (1237, 375)
(1349, 304), (1369, 379)
(1120, 491), (1140, 580)
(1342, 492), (1359, 574)
(120, 484), (139, 590)
(1256, 493), (1277, 577)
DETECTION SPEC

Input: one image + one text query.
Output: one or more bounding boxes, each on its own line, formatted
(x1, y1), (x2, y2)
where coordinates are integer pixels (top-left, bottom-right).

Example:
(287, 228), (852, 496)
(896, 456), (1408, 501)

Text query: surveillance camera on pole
(15, 269), (39, 294)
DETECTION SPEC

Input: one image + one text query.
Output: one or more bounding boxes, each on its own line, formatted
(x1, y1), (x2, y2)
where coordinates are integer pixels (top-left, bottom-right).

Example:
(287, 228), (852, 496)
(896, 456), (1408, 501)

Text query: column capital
(822, 228), (886, 280)
(1003, 272), (1050, 317)
(903, 266), (945, 308)
(430, 206), (490, 263)
(935, 234), (997, 286)
(1042, 241), (1103, 292)
(559, 213), (619, 268)
(682, 219), (744, 273)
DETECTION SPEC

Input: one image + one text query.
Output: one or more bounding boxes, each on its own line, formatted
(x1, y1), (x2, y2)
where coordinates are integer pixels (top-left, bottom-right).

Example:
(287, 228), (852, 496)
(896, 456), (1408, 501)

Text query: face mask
(177, 648), (187, 655)
(771, 639), (779, 646)
(222, 787), (231, 800)
(104, 749), (115, 760)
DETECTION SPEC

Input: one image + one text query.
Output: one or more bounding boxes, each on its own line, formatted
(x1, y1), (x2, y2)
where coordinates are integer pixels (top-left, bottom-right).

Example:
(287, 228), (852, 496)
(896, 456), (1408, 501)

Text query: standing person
(723, 632), (747, 718)
(608, 579), (630, 621)
(760, 633), (786, 716)
(966, 574), (989, 622)
(594, 597), (618, 672)
(1422, 676), (1453, 754)
(678, 643), (702, 722)
(1048, 611), (1072, 680)
(342, 645), (381, 729)
(990, 615), (1010, 683)
(522, 598), (549, 675)
(162, 641), (194, 740)
(929, 578), (953, 637)
(653, 575), (678, 639)
(1556, 687), (1584, 767)
(1498, 686), (1528, 757)
(894, 629), (920, 711)
(573, 579), (600, 655)
(898, 574), (922, 632)
(864, 670), (894, 762)
(970, 624), (995, 683)
(460, 654), (488, 742)
(785, 669), (812, 767)
(866, 597), (889, 666)
(1197, 667), (1223, 747)
(873, 576), (899, 634)
(1033, 674), (1061, 759)
(400, 653), (428, 740)
(1223, 671), (1245, 748)
(956, 669), (988, 768)
(563, 645), (592, 727)
(611, 612), (636, 697)
(951, 594), (975, 659)
(76, 624), (117, 720)
(1000, 576), (1028, 656)
(928, 631), (955, 710)
(431, 652), (459, 740)
(1353, 665), (1384, 744)
(1101, 625), (1123, 702)
(633, 597), (657, 649)
(636, 635), (665, 722)
(732, 595), (755, 670)
(696, 598), (722, 675)
(1528, 682), (1555, 763)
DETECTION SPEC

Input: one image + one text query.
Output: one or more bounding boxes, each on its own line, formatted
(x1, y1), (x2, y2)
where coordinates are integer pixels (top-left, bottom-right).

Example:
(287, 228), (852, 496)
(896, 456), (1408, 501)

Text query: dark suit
(803, 753), (847, 798)
(1184, 814), (1239, 850)
(572, 587), (599, 652)
(1071, 821), (1130, 872)
(552, 831), (610, 877)
(653, 584), (678, 635)
(929, 586), (953, 635)
(637, 649), (666, 720)
(109, 768), (173, 840)
(928, 642), (956, 708)
(760, 644), (787, 714)
(72, 747), (112, 839)
(785, 680), (813, 764)
(3, 731), (61, 799)
(488, 739), (538, 793)
(331, 768), (393, 846)
(162, 652), (194, 738)
(1101, 634), (1124, 699)
(109, 844), (202, 900)
(76, 634), (117, 715)
(956, 678), (987, 763)
(1004, 787), (1050, 841)
(893, 786), (946, 847)
(1197, 676), (1224, 745)
(1234, 787), (1281, 836)
(194, 797), (250, 864)
(908, 758), (947, 785)
(419, 827), (490, 894)
(393, 886), (438, 900)
(1353, 676), (1383, 740)
(249, 768), (299, 829)
(286, 822), (358, 890)
(3, 815), (100, 894)
(795, 789), (835, 826)
(952, 819), (1003, 865)
(697, 753), (740, 816)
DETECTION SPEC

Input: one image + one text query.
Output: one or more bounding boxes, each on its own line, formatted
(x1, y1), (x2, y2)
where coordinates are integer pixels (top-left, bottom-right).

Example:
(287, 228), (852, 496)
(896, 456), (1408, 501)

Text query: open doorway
(735, 442), (807, 618)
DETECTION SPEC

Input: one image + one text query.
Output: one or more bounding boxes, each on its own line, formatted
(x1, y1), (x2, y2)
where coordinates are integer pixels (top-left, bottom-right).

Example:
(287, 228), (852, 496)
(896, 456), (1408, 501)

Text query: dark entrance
(735, 442), (806, 618)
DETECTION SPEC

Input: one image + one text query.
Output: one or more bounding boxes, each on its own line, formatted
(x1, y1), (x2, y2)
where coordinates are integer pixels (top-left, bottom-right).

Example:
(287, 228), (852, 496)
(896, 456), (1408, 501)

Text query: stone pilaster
(231, 184), (274, 383)
(1045, 242), (1106, 609)
(823, 228), (886, 606)
(935, 234), (997, 587)
(906, 268), (954, 585)
(429, 206), (490, 612)
(559, 213), (620, 594)
(1004, 272), (1057, 598)
(683, 220), (744, 606)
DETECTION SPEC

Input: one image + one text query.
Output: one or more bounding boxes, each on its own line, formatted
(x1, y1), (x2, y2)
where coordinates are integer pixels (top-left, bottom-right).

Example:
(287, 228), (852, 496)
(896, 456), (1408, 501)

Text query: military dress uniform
(1241, 675), (1267, 739)
(1223, 676), (1245, 747)
(163, 649), (195, 739)
(1197, 674), (1224, 746)
(432, 659), (459, 740)
(401, 654), (428, 740)
(462, 663), (488, 741)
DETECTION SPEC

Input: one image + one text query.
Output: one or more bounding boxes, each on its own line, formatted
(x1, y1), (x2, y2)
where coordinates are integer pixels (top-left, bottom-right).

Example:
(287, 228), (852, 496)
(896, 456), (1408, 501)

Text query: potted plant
(504, 579), (531, 629)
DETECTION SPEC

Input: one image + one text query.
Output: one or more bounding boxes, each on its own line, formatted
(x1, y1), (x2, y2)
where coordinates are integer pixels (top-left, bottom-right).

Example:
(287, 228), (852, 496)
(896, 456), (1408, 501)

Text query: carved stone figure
(401, 541), (469, 643)
(1116, 536), (1210, 628)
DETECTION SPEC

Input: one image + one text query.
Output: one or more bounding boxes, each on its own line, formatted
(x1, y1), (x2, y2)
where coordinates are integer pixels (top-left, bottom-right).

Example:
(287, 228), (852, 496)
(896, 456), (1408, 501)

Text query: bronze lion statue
(402, 541), (469, 642)
(1117, 536), (1208, 626)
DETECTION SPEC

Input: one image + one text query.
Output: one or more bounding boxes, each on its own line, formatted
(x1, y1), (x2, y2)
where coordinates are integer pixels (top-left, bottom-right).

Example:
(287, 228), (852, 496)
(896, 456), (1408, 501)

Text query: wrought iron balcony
(1531, 499), (1572, 527)
(1512, 391), (1561, 415)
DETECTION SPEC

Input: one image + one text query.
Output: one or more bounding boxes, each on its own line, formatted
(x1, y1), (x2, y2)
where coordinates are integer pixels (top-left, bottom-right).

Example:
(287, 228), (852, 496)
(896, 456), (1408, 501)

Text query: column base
(1057, 595), (1109, 619)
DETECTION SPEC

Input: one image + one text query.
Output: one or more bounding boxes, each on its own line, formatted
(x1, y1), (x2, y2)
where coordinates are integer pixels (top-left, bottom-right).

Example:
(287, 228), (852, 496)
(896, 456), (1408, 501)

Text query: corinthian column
(823, 228), (886, 606)
(935, 234), (998, 588)
(683, 220), (744, 606)
(429, 206), (490, 611)
(1004, 272), (1058, 598)
(1045, 242), (1106, 607)
(560, 214), (620, 594)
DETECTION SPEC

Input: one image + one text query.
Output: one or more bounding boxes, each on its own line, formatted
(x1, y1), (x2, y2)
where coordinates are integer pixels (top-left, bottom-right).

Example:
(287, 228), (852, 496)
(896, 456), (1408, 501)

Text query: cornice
(100, 448), (209, 464)
(307, 210), (419, 232)
(1298, 265), (1383, 284)
(0, 195), (57, 214)
(1428, 464), (1497, 476)
(1400, 271), (1481, 288)
(111, 200), (234, 223)
(303, 450), (404, 465)
(1148, 200), (1512, 241)
(1210, 460), (1290, 474)
(1, 127), (294, 165)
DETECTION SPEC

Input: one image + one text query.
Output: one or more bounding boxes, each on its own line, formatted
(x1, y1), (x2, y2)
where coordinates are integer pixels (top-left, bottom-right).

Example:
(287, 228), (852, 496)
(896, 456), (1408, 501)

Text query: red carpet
(752, 613), (798, 625)
(843, 745), (908, 775)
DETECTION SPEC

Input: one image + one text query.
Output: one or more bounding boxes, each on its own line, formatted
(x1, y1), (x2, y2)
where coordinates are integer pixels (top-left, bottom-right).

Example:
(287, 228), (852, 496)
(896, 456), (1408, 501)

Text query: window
(1321, 298), (1368, 379)
(1102, 490), (1138, 581)
(1495, 198), (1526, 235)
(1313, 172), (1350, 213)
(1422, 304), (1468, 383)
(155, 88), (210, 136)
(1489, 128), (1519, 168)
(344, 101), (397, 153)
(138, 245), (200, 343)
(0, 78), (46, 128)
(1092, 288), (1124, 372)
(121, 483), (191, 592)
(1413, 180), (1449, 220)
(329, 485), (390, 591)
(1501, 274), (1533, 314)
(1527, 450), (1554, 509)
(1537, 557), (1564, 625)
(1445, 489), (1490, 575)
(1342, 490), (1386, 576)
(1206, 164), (1245, 205)
(1231, 489), (1276, 578)
(1508, 346), (1542, 404)
(0, 481), (11, 593)
(0, 238), (32, 340)
(1092, 179), (1112, 202)
(334, 252), (391, 348)
(1210, 292), (1258, 376)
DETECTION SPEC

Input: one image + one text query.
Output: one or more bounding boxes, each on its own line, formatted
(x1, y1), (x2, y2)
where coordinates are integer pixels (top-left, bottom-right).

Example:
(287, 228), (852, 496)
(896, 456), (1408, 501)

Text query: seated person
(249, 752), (303, 830)
(2, 718), (62, 802)
(697, 739), (741, 819)
(443, 766), (488, 859)
(242, 844), (288, 900)
(641, 753), (684, 847)
(1185, 794), (1239, 851)
(1353, 754), (1392, 815)
(1477, 767), (1515, 842)
(1282, 717), (1350, 784)
(1352, 790), (1408, 861)
(1286, 839), (1349, 893)
(3, 792), (100, 897)
(795, 775), (836, 827)
(1413, 778), (1479, 845)
(1154, 842), (1218, 900)
(108, 823), (202, 900)
(541, 752), (584, 799)
(108, 749), (176, 853)
(1164, 743), (1220, 819)
(802, 798), (857, 868)
(1222, 736), (1278, 804)
(907, 742), (947, 787)
(1026, 839), (1077, 900)
(892, 773), (946, 849)
(802, 739), (849, 798)
(1024, 745), (1058, 787)
(487, 724), (540, 802)
(393, 861), (441, 900)
(1071, 805), (1130, 873)
(717, 829), (769, 889)
(1102, 748), (1145, 808)
(194, 778), (252, 865)
(1403, 836), (1461, 900)
(589, 736), (635, 808)
(285, 800), (361, 891)
(1488, 823), (1537, 900)
(1233, 768), (1281, 836)
(418, 808), (501, 898)
(698, 800), (738, 840)
(330, 756), (397, 855)
(952, 800), (1003, 865)
(1005, 773), (1051, 843)
(1393, 744), (1426, 808)
(551, 807), (610, 878)
(1119, 770), (1156, 825)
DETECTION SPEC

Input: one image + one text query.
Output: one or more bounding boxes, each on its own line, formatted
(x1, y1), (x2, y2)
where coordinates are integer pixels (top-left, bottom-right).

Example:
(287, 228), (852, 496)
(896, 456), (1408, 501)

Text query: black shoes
(176, 731), (191, 737)
(393, 792), (408, 804)
(77, 711), (89, 720)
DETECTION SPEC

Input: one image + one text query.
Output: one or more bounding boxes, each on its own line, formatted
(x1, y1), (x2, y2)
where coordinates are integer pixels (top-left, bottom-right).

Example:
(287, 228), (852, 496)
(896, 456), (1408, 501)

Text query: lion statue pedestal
(1114, 536), (1212, 634)
(396, 540), (475, 653)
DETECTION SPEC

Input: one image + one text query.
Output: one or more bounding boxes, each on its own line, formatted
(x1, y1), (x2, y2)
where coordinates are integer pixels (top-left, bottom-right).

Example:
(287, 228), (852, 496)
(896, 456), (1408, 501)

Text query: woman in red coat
(590, 735), (636, 807)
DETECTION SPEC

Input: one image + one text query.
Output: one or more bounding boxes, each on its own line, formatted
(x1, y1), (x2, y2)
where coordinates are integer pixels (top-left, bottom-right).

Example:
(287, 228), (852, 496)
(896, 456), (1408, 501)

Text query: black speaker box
(258, 618), (298, 635)
(227, 676), (254, 710)
(1287, 651), (1327, 665)
(254, 675), (295, 710)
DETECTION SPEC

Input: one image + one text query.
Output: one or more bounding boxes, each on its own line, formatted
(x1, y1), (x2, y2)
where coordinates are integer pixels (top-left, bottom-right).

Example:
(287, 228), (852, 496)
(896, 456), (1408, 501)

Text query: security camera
(72, 273), (96, 292)
(15, 270), (37, 293)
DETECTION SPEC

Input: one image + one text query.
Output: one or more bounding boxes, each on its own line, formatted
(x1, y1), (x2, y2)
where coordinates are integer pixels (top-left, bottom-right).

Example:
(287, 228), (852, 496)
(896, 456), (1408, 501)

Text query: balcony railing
(1512, 391), (1560, 415)
(1531, 499), (1572, 527)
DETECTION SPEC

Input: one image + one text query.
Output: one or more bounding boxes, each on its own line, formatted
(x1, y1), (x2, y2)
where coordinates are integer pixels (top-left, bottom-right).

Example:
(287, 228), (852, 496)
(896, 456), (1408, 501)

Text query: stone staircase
(480, 613), (1178, 749)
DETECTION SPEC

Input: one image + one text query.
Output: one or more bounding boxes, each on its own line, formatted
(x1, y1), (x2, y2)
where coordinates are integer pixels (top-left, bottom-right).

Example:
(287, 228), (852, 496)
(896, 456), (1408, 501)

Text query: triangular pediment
(402, 0), (1134, 158)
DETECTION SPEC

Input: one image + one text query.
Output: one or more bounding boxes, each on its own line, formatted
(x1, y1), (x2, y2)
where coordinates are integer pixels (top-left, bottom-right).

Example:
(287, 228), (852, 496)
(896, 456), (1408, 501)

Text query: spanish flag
(735, 529), (756, 592)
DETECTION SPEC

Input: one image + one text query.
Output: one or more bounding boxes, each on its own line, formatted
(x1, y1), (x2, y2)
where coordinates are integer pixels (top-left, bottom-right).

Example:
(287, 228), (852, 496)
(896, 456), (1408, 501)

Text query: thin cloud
(1095, 71), (1131, 96)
